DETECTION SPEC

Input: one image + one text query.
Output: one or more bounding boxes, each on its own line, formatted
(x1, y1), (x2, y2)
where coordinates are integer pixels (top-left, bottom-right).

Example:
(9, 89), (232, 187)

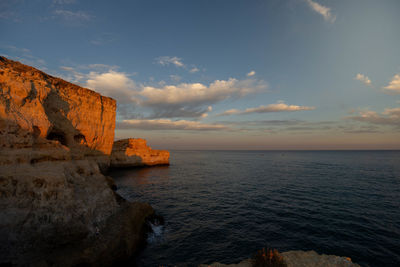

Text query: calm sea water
(110, 151), (400, 267)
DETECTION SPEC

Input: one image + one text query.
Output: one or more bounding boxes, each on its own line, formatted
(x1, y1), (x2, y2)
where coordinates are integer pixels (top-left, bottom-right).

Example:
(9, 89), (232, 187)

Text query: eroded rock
(110, 138), (170, 168)
(0, 57), (155, 266)
(199, 250), (360, 267)
(281, 250), (359, 267)
(0, 56), (116, 164)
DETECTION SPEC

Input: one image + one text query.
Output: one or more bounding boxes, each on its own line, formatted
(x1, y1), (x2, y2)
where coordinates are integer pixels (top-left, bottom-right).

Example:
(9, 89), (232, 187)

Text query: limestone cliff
(110, 138), (170, 168)
(0, 56), (116, 161)
(0, 57), (155, 266)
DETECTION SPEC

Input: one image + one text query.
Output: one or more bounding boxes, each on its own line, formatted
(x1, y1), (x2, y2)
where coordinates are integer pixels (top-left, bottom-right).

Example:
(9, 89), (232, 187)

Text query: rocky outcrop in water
(110, 138), (169, 168)
(281, 250), (359, 267)
(0, 57), (155, 266)
(199, 250), (360, 267)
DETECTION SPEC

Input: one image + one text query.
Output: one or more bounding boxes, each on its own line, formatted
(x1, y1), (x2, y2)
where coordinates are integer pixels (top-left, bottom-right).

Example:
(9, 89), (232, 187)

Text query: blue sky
(1, 0), (400, 149)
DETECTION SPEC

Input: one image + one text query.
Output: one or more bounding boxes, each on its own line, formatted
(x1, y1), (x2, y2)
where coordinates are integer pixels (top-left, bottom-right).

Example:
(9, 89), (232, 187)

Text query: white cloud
(347, 107), (400, 127)
(156, 56), (202, 74)
(57, 65), (139, 119)
(157, 56), (184, 67)
(306, 0), (336, 23)
(190, 67), (200, 73)
(355, 73), (372, 86)
(140, 78), (266, 106)
(218, 109), (241, 116)
(54, 9), (92, 21)
(169, 75), (182, 82)
(146, 106), (212, 119)
(383, 74), (400, 94)
(217, 101), (315, 116)
(59, 66), (86, 83)
(60, 66), (74, 72)
(117, 119), (228, 131)
(85, 63), (118, 70)
(247, 70), (256, 77)
(138, 78), (266, 118)
(3, 45), (30, 54)
(244, 102), (316, 113)
(383, 107), (400, 117)
(85, 71), (137, 104)
(1, 45), (46, 69)
(59, 63), (267, 119)
(201, 106), (212, 118)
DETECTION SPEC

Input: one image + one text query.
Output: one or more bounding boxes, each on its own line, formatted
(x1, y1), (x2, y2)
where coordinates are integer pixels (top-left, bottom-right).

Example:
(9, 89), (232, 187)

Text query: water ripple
(111, 151), (400, 267)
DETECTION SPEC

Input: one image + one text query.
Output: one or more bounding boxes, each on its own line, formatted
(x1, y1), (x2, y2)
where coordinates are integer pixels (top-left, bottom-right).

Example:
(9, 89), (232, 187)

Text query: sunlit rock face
(0, 57), (153, 266)
(110, 138), (170, 167)
(0, 56), (116, 158)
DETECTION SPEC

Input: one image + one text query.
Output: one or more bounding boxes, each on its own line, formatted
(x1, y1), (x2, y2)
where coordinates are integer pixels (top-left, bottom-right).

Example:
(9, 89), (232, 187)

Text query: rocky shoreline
(0, 56), (168, 266)
(200, 250), (360, 267)
(0, 56), (360, 266)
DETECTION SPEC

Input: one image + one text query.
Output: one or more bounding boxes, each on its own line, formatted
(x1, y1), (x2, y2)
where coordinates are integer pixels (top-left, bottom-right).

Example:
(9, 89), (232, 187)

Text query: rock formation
(0, 57), (116, 151)
(281, 250), (359, 267)
(0, 56), (155, 266)
(0, 56), (360, 267)
(199, 250), (360, 267)
(110, 138), (169, 168)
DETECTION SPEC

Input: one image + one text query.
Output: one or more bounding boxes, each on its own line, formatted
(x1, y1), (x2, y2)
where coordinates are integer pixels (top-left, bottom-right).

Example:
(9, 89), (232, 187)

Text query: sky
(1, 0), (400, 150)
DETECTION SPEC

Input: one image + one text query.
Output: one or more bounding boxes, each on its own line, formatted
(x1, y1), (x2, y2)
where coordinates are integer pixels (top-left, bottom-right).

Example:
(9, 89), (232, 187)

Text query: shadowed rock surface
(110, 138), (170, 168)
(0, 57), (155, 266)
(199, 250), (360, 267)
(281, 250), (359, 267)
(199, 259), (253, 267)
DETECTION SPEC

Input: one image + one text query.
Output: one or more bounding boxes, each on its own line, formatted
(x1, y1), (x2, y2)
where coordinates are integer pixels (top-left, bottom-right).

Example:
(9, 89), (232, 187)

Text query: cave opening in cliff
(47, 130), (67, 146)
(74, 134), (87, 145)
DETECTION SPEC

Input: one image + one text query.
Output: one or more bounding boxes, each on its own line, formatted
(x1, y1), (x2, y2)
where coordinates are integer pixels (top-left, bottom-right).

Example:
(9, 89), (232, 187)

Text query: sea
(109, 150), (400, 267)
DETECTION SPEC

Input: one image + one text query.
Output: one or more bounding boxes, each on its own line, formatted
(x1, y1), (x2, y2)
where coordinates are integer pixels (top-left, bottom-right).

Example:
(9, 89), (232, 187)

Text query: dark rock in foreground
(199, 250), (360, 267)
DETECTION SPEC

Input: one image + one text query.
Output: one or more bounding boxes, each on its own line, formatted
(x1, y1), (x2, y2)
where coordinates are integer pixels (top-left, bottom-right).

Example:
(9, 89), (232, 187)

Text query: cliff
(110, 138), (169, 168)
(0, 57), (155, 266)
(0, 56), (116, 169)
